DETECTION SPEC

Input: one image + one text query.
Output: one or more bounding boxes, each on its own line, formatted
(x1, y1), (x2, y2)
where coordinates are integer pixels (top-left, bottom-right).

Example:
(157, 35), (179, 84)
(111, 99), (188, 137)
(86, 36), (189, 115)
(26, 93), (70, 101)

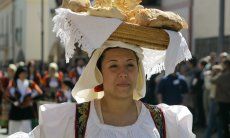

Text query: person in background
(7, 66), (43, 134)
(27, 60), (42, 86)
(56, 78), (74, 103)
(141, 74), (159, 105)
(7, 64), (17, 81)
(42, 62), (62, 101)
(205, 65), (223, 138)
(157, 70), (188, 105)
(205, 52), (217, 70)
(219, 52), (228, 64)
(68, 58), (86, 84)
(27, 60), (43, 128)
(0, 64), (17, 131)
(212, 59), (230, 138)
(189, 57), (206, 127)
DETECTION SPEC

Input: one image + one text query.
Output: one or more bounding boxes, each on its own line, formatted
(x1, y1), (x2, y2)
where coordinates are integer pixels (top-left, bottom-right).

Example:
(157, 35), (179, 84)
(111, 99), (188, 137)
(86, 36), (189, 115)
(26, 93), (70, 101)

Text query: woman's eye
(127, 64), (135, 67)
(110, 65), (118, 68)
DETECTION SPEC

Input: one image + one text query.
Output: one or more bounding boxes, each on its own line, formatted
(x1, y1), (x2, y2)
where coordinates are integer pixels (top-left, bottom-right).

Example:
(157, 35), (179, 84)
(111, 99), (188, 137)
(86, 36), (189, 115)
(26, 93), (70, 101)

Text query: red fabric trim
(94, 84), (103, 92)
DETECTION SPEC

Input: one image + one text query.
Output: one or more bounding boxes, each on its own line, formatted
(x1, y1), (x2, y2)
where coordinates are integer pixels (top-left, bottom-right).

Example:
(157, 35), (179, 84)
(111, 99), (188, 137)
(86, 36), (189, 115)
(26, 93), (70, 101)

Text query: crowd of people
(140, 51), (230, 138)
(0, 51), (229, 137)
(0, 57), (86, 134)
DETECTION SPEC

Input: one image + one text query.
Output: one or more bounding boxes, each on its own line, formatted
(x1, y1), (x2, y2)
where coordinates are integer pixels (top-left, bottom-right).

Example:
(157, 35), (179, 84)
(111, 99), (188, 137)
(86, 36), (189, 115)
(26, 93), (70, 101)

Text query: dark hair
(200, 60), (208, 67)
(27, 60), (36, 74)
(223, 59), (230, 70)
(96, 47), (139, 71)
(14, 66), (27, 84)
(63, 78), (74, 89)
(189, 56), (197, 67)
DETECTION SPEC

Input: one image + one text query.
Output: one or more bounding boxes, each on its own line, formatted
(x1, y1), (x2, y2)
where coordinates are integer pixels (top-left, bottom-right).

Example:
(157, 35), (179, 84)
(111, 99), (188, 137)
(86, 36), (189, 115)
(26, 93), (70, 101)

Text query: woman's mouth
(116, 83), (130, 87)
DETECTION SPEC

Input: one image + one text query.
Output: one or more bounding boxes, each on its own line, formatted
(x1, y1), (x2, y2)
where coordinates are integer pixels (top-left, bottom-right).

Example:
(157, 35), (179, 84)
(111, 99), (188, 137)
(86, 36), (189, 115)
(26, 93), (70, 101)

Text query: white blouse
(85, 101), (160, 138)
(9, 101), (195, 138)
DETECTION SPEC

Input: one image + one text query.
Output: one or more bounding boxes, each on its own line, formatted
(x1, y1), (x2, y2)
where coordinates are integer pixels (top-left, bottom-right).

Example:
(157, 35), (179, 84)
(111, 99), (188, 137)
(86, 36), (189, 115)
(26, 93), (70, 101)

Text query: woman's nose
(118, 68), (128, 78)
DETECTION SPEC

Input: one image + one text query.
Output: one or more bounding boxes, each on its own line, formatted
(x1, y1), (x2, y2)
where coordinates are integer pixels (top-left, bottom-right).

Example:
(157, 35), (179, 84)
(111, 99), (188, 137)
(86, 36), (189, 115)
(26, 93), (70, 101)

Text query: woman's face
(49, 68), (56, 77)
(19, 72), (27, 80)
(101, 48), (138, 99)
(7, 68), (15, 79)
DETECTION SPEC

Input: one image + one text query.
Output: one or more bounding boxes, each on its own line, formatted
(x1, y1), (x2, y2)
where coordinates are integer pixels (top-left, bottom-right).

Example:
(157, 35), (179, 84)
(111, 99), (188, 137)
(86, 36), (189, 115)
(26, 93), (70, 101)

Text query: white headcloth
(53, 8), (192, 103)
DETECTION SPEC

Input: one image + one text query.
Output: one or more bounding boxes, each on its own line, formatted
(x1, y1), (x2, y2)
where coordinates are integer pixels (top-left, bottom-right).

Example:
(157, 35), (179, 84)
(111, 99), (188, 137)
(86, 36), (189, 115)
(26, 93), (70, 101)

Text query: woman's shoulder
(143, 103), (191, 116)
(157, 103), (195, 138)
(142, 102), (195, 138)
(39, 102), (76, 111)
(39, 102), (76, 123)
(157, 103), (191, 115)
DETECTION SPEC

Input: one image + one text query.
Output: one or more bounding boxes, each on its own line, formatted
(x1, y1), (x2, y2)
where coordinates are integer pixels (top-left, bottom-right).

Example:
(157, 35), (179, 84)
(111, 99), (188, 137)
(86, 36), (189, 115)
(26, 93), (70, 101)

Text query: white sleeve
(38, 103), (76, 138)
(8, 103), (76, 138)
(8, 126), (40, 138)
(157, 104), (196, 138)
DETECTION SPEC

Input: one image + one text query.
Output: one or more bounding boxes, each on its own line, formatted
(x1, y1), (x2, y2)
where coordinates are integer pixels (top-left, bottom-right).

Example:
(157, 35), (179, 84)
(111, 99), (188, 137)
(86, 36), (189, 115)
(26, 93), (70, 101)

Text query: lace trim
(53, 8), (93, 63)
(53, 9), (192, 77)
(142, 48), (166, 79)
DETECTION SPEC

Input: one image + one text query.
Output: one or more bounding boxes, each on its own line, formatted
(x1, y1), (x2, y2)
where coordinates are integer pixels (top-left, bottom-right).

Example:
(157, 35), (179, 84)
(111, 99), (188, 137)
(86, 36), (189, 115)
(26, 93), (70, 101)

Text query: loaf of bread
(93, 0), (112, 8)
(129, 8), (188, 31)
(61, 0), (188, 31)
(88, 6), (126, 20)
(62, 0), (90, 12)
(113, 0), (142, 11)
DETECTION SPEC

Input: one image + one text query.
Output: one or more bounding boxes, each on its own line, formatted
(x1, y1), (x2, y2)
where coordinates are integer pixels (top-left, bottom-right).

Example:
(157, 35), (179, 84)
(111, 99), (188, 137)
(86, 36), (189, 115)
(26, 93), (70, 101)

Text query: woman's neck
(100, 95), (136, 114)
(99, 95), (139, 126)
(19, 78), (26, 81)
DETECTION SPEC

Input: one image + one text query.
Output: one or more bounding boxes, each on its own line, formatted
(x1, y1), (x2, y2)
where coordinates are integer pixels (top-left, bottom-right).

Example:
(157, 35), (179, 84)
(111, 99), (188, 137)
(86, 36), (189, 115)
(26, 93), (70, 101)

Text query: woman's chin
(114, 89), (133, 99)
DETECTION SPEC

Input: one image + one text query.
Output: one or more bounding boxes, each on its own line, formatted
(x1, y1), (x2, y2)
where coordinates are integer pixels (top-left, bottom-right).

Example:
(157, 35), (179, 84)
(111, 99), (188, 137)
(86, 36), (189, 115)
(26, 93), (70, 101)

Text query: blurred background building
(0, 0), (62, 65)
(0, 0), (229, 64)
(193, 0), (230, 58)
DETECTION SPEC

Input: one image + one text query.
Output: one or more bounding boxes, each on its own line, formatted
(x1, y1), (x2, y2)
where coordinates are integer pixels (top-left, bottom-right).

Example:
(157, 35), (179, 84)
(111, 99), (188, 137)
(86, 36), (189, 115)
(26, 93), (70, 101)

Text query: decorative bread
(62, 0), (90, 12)
(88, 6), (126, 20)
(127, 8), (188, 31)
(93, 0), (113, 8)
(113, 0), (142, 11)
(61, 0), (188, 32)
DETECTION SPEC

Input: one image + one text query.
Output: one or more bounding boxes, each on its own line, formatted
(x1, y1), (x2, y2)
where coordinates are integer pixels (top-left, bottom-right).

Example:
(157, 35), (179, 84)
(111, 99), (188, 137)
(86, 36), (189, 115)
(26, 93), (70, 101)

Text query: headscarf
(53, 8), (192, 103)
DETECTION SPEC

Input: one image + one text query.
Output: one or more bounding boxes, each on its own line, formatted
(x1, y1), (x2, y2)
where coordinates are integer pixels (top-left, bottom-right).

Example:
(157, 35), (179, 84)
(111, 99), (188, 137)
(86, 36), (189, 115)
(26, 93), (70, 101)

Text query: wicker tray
(109, 22), (170, 50)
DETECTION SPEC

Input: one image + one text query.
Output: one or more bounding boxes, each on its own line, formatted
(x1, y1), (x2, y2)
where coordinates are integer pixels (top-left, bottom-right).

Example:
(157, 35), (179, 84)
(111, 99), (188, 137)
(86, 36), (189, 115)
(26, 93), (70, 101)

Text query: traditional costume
(8, 67), (42, 134)
(9, 0), (195, 138)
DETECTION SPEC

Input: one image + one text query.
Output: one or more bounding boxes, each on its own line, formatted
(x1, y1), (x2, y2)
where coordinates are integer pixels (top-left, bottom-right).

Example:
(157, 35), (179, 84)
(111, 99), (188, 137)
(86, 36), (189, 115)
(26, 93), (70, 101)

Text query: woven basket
(109, 23), (170, 50)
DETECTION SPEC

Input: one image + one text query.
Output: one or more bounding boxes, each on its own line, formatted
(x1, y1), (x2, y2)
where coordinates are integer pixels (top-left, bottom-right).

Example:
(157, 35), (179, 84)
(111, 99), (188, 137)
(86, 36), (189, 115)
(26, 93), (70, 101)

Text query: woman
(27, 61), (43, 128)
(0, 64), (17, 129)
(10, 42), (194, 138)
(9, 0), (194, 137)
(55, 78), (74, 103)
(7, 67), (43, 134)
(68, 58), (86, 84)
(42, 62), (62, 101)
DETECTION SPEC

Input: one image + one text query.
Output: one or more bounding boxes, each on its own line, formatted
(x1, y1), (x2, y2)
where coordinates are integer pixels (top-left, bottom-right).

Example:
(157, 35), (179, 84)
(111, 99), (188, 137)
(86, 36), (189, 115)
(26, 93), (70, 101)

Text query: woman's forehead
(103, 48), (137, 59)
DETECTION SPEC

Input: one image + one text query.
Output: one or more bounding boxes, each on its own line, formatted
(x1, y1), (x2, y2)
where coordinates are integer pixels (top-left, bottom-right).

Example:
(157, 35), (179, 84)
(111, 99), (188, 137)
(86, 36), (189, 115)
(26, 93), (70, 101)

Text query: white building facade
(161, 0), (230, 57)
(0, 0), (59, 65)
(1, 0), (229, 65)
